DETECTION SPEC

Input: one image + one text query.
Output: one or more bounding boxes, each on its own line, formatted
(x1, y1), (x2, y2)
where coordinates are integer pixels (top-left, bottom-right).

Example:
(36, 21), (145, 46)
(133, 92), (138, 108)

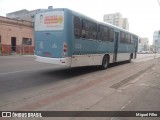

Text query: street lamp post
(154, 40), (157, 59)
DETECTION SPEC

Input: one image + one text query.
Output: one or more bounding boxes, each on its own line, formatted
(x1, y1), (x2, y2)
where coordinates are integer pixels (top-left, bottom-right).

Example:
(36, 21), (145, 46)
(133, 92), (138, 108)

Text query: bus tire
(128, 54), (132, 63)
(101, 55), (109, 70)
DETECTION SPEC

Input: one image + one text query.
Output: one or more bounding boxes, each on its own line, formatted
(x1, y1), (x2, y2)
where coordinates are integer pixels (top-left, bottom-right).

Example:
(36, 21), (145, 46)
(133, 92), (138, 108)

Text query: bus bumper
(35, 55), (71, 67)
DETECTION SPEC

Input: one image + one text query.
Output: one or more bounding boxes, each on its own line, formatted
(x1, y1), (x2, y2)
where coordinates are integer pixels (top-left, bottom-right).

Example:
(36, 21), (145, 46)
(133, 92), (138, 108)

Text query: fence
(0, 44), (34, 55)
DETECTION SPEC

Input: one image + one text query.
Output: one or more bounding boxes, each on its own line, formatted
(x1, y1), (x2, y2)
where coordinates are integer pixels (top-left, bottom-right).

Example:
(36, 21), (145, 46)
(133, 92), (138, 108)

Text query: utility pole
(154, 45), (157, 59)
(154, 40), (157, 59)
(154, 0), (160, 59)
(158, 0), (160, 7)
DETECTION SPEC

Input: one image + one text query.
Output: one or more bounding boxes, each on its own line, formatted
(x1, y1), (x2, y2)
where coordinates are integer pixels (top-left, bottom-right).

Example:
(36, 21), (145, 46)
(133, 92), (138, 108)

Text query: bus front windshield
(35, 11), (64, 31)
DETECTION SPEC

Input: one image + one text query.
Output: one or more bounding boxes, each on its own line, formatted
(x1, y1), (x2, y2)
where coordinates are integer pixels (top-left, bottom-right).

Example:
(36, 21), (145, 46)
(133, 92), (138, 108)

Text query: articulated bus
(34, 8), (139, 69)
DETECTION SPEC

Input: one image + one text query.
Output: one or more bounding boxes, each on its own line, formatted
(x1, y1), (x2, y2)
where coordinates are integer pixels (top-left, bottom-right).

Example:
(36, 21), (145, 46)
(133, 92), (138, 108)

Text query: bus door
(114, 31), (119, 62)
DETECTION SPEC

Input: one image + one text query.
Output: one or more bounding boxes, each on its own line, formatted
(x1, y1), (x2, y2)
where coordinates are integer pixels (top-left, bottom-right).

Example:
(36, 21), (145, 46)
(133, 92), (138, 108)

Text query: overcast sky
(0, 0), (160, 44)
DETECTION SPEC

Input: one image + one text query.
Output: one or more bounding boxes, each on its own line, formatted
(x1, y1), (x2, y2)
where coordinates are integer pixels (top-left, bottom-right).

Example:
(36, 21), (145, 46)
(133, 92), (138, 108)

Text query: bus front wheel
(101, 55), (109, 70)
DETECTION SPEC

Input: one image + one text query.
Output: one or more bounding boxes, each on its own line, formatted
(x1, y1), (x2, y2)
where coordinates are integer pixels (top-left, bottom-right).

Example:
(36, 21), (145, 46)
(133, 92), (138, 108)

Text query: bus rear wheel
(128, 54), (132, 63)
(101, 55), (109, 70)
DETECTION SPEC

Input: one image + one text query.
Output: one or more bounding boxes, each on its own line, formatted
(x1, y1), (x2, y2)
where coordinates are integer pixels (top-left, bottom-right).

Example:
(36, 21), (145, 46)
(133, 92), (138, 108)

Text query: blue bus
(34, 8), (139, 69)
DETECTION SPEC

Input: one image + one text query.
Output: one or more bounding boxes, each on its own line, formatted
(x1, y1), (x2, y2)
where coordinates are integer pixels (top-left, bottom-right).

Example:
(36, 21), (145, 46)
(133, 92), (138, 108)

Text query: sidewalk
(108, 58), (160, 120)
(66, 58), (160, 120)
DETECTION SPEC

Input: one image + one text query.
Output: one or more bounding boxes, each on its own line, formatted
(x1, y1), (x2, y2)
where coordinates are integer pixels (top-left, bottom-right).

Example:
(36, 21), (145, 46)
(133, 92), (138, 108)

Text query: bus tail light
(63, 43), (68, 56)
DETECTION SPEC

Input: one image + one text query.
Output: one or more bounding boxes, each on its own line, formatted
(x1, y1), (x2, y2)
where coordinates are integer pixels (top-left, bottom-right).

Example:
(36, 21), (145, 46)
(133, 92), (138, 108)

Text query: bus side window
(124, 33), (127, 43)
(109, 28), (114, 42)
(103, 26), (109, 41)
(131, 35), (134, 44)
(131, 35), (136, 44)
(99, 25), (104, 41)
(120, 32), (125, 43)
(127, 34), (131, 44)
(122, 33), (131, 44)
(126, 33), (130, 44)
(125, 34), (128, 43)
(99, 25), (109, 41)
(74, 16), (81, 38)
(81, 19), (97, 40)
(89, 21), (97, 40)
(97, 25), (101, 40)
(81, 20), (87, 39)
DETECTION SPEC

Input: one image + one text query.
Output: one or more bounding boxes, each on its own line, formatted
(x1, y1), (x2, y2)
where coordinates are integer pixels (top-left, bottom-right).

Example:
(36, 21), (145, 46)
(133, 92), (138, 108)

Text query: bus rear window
(35, 11), (64, 31)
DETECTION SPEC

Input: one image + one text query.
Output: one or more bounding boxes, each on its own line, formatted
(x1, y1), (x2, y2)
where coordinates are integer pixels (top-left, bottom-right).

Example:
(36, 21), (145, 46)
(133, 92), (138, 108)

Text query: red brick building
(0, 16), (34, 55)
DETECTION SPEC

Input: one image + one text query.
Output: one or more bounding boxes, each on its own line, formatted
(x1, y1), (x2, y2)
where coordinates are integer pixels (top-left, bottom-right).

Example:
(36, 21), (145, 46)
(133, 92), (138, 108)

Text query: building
(122, 18), (129, 30)
(138, 37), (150, 52)
(103, 13), (129, 30)
(0, 16), (34, 55)
(153, 30), (160, 52)
(6, 9), (46, 22)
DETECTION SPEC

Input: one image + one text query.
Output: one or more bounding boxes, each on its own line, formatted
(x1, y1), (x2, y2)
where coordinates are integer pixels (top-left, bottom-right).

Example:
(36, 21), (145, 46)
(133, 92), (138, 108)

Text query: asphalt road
(0, 54), (160, 120)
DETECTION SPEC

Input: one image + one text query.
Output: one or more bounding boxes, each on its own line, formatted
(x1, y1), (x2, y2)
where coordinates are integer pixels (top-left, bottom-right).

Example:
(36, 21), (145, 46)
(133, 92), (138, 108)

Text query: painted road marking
(0, 66), (61, 75)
